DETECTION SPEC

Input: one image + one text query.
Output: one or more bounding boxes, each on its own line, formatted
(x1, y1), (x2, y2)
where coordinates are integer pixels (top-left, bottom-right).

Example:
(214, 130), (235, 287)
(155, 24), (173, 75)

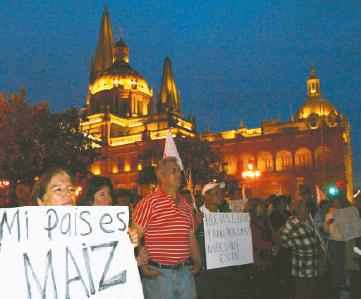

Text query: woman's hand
(140, 265), (163, 278)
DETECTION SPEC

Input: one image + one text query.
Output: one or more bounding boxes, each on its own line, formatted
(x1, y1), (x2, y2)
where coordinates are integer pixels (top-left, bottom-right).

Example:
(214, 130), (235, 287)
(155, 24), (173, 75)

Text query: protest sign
(334, 207), (361, 241)
(0, 206), (143, 299)
(203, 212), (253, 270)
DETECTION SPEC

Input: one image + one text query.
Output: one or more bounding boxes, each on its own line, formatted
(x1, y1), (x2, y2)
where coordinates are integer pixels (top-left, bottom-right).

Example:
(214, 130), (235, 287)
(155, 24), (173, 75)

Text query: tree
(0, 89), (99, 184)
(138, 135), (226, 187)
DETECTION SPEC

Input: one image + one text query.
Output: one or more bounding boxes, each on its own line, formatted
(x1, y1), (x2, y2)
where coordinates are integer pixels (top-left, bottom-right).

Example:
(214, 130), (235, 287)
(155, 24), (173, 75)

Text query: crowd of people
(1, 158), (361, 299)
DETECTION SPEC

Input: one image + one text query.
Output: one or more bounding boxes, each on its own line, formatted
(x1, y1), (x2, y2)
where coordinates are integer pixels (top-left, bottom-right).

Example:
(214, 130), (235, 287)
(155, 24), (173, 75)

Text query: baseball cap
(202, 181), (225, 196)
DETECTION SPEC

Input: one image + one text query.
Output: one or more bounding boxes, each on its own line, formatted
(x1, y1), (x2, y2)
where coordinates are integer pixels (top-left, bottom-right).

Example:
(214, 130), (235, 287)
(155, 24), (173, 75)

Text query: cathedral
(81, 8), (353, 200)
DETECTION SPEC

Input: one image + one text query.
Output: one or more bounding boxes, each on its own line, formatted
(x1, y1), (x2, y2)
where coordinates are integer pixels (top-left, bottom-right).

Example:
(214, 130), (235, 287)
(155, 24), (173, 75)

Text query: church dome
(297, 94), (337, 119)
(89, 60), (152, 97)
(297, 66), (338, 120)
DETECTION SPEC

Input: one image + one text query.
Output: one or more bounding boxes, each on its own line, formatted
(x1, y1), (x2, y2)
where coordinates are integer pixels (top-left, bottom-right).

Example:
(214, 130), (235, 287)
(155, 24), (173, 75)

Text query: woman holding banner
(31, 168), (139, 247)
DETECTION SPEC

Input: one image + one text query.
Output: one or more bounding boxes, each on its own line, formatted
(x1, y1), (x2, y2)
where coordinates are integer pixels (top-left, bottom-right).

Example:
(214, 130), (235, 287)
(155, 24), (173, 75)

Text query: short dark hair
(84, 176), (113, 205)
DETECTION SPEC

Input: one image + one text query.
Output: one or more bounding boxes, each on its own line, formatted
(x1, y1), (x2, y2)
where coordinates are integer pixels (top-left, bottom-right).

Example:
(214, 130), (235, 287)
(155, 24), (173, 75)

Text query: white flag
(163, 130), (184, 170)
(315, 185), (327, 205)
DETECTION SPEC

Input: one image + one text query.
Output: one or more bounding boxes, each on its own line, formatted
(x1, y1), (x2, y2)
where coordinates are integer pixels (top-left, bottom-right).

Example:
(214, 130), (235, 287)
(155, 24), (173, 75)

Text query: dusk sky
(1, 1), (360, 186)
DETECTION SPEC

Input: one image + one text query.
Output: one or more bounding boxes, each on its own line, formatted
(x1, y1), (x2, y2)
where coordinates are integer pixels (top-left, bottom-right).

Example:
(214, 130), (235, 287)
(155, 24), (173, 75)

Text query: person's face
(161, 161), (182, 190)
(232, 189), (242, 200)
(38, 173), (75, 206)
(115, 196), (131, 207)
(93, 186), (112, 206)
(256, 202), (266, 217)
(297, 204), (308, 220)
(205, 186), (224, 208)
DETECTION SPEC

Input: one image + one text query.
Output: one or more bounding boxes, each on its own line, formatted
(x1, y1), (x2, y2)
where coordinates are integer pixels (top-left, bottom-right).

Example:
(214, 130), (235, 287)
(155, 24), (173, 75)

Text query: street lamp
(242, 163), (261, 179)
(242, 163), (261, 197)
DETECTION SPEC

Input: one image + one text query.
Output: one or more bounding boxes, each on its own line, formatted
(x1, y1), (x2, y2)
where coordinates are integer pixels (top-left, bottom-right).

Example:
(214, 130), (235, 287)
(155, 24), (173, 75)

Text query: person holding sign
(83, 175), (148, 266)
(32, 168), (139, 247)
(31, 168), (76, 206)
(132, 157), (202, 299)
(195, 181), (237, 299)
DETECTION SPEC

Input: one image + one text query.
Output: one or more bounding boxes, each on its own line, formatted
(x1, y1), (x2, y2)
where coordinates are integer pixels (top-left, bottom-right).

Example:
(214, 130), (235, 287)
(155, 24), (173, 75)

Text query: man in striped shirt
(132, 157), (202, 299)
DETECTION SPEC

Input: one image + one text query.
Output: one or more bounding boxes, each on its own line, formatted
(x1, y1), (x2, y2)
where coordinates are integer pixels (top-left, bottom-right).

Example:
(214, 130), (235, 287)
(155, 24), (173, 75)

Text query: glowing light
(110, 134), (143, 146)
(75, 186), (82, 196)
(93, 165), (101, 175)
(242, 163), (261, 180)
(112, 165), (118, 173)
(124, 161), (131, 172)
(89, 76), (152, 96)
(137, 163), (142, 171)
(0, 180), (10, 188)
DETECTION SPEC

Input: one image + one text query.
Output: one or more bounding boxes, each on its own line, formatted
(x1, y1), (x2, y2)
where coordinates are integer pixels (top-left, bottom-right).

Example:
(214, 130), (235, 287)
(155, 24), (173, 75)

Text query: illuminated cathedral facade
(81, 9), (353, 200)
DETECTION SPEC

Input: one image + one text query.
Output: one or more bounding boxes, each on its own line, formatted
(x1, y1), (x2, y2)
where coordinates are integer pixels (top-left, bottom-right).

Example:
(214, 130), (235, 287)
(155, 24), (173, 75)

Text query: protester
(278, 199), (321, 299)
(268, 195), (292, 297)
(32, 168), (76, 206)
(114, 189), (134, 208)
(314, 199), (329, 242)
(132, 156), (202, 299)
(83, 175), (113, 206)
(246, 197), (279, 299)
(13, 180), (32, 206)
(195, 181), (235, 299)
(325, 197), (361, 298)
(31, 168), (139, 248)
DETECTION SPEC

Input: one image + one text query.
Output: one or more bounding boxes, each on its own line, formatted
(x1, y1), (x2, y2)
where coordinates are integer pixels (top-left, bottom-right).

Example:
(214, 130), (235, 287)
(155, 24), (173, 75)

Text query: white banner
(203, 212), (253, 270)
(0, 206), (143, 299)
(334, 207), (361, 241)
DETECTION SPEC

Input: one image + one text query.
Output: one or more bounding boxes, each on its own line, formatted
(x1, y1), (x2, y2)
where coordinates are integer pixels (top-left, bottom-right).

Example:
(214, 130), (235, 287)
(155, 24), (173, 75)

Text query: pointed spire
(95, 8), (114, 75)
(310, 65), (317, 78)
(89, 52), (96, 82)
(157, 56), (182, 115)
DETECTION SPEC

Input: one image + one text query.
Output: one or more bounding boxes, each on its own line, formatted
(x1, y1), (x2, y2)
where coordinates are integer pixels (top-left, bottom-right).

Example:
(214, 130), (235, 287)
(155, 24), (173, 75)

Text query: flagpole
(184, 168), (198, 212)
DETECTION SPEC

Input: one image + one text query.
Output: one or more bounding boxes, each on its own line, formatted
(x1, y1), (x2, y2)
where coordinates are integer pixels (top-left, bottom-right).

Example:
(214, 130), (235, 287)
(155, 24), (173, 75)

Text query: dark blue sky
(1, 1), (360, 186)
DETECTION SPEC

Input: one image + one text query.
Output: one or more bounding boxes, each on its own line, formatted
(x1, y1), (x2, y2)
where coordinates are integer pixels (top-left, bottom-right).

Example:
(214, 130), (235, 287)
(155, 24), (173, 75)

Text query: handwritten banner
(203, 212), (253, 270)
(0, 206), (143, 299)
(334, 207), (361, 241)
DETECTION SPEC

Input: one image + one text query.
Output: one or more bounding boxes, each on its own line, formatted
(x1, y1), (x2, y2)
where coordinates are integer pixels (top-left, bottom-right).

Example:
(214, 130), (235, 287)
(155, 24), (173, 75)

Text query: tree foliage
(138, 135), (226, 186)
(0, 89), (98, 184)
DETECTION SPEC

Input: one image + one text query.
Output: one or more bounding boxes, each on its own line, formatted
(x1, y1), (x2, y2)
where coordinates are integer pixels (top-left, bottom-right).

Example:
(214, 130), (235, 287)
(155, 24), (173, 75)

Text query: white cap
(202, 181), (225, 196)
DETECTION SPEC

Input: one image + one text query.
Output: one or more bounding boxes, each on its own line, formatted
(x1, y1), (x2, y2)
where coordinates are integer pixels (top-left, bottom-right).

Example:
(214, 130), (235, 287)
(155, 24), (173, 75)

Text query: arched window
(295, 147), (312, 169)
(224, 155), (237, 175)
(257, 151), (273, 172)
(239, 154), (256, 172)
(276, 150), (292, 171)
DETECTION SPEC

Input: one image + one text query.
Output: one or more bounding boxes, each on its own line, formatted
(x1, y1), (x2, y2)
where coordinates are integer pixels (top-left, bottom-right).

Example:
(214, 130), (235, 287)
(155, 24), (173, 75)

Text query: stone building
(81, 9), (353, 200)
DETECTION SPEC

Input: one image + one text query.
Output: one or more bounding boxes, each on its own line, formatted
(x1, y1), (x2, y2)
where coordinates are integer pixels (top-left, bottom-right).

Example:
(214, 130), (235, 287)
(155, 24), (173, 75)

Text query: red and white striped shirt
(132, 187), (195, 265)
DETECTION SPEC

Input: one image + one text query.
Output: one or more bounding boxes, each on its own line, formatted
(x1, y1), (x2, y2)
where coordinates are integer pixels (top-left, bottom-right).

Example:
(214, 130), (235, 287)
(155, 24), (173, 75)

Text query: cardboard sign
(203, 212), (253, 269)
(0, 206), (143, 299)
(334, 207), (361, 241)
